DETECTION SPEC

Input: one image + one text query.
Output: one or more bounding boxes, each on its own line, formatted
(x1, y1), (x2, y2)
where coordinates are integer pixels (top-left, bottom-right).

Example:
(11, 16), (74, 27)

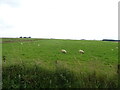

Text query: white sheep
(79, 49), (84, 54)
(61, 49), (67, 54)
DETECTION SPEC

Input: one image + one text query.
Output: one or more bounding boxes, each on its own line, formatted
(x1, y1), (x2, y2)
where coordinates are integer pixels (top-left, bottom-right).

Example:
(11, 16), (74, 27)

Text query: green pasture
(1, 38), (119, 88)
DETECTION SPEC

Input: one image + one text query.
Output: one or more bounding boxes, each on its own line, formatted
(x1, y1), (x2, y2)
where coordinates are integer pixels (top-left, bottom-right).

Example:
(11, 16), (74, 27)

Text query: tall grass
(2, 61), (118, 88)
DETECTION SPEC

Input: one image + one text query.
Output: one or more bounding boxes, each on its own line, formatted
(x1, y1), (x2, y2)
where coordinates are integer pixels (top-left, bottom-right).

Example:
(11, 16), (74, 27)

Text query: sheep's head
(79, 50), (84, 54)
(61, 49), (67, 54)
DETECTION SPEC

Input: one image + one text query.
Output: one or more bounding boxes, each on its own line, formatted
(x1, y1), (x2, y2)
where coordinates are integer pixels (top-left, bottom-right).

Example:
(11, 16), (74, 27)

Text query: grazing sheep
(79, 49), (84, 54)
(61, 49), (67, 54)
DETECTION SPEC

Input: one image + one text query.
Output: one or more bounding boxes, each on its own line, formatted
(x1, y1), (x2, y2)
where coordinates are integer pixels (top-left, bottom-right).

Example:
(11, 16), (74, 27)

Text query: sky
(0, 0), (119, 40)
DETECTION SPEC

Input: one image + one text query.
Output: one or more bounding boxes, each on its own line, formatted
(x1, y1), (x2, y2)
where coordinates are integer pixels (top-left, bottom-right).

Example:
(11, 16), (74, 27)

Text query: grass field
(1, 38), (119, 88)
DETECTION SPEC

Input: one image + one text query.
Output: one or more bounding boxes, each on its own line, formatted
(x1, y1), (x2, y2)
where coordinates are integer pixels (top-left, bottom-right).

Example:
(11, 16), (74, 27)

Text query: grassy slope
(2, 38), (119, 88)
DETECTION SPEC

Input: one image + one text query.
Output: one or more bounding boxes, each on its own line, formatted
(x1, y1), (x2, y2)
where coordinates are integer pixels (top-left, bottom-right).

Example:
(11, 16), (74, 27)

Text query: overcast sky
(0, 0), (119, 40)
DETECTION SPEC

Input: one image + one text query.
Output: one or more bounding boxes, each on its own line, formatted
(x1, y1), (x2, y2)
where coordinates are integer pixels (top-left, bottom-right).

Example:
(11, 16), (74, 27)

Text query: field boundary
(1, 39), (43, 43)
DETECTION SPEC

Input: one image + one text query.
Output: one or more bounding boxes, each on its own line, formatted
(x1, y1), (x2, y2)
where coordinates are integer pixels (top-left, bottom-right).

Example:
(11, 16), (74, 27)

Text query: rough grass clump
(2, 64), (75, 88)
(2, 63), (118, 89)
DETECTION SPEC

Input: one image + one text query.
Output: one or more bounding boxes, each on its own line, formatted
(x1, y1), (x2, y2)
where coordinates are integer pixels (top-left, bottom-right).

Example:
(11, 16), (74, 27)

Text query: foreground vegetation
(1, 38), (119, 88)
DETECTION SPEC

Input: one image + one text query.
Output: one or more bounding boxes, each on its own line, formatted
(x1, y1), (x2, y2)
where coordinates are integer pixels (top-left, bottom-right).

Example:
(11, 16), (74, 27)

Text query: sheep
(61, 49), (67, 54)
(79, 49), (84, 54)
